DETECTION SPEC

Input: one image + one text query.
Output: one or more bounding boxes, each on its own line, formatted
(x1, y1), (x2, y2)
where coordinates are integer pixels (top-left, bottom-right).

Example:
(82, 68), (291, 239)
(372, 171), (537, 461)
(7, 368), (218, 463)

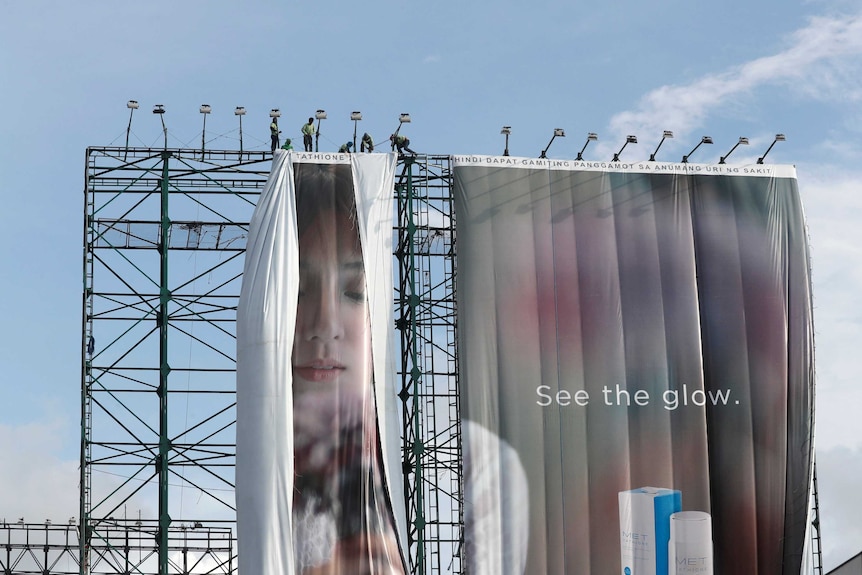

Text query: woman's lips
(293, 360), (344, 383)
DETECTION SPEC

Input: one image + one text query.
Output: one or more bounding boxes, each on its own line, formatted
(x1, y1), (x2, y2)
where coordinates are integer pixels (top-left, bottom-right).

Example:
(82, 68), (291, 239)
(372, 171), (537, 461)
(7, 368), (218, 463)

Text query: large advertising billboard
(236, 152), (407, 575)
(453, 158), (814, 575)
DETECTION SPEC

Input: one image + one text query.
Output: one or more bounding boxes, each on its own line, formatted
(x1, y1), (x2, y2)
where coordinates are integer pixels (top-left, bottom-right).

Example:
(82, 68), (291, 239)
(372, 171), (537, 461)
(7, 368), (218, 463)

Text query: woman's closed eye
(343, 272), (366, 303)
(344, 290), (364, 302)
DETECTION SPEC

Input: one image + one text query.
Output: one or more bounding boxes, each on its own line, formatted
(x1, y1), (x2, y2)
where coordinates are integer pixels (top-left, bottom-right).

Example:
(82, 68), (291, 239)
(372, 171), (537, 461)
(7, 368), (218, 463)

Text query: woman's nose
(304, 286), (343, 341)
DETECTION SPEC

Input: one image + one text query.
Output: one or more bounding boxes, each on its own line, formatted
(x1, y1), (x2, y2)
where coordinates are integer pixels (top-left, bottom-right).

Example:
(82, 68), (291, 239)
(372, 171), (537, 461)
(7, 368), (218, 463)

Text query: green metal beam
(80, 150), (93, 575)
(157, 151), (172, 575)
(405, 157), (426, 574)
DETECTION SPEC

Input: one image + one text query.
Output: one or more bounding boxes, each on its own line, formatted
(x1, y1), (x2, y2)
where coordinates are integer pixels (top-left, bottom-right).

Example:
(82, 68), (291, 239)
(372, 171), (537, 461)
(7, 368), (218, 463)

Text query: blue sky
(1, 0), (861, 570)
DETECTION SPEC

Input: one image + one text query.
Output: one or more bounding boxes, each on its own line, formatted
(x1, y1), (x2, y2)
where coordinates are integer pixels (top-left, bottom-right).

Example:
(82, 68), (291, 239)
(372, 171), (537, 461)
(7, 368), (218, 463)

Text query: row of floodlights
(6, 517), (77, 526)
(129, 100), (411, 124)
(128, 101), (785, 163)
(126, 101), (412, 153)
(514, 127), (785, 164)
(5, 517), (209, 529)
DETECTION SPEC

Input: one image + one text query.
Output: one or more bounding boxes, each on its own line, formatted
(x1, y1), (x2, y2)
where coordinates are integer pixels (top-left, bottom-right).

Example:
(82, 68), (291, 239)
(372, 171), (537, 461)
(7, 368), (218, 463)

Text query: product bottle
(668, 511), (713, 575)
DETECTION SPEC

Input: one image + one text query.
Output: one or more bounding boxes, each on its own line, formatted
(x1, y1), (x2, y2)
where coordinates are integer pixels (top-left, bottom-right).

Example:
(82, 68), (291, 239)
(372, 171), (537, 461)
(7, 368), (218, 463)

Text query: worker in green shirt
(270, 117), (281, 152)
(361, 132), (374, 153)
(301, 118), (315, 152)
(281, 138), (294, 151)
(338, 141), (353, 154)
(390, 133), (415, 155)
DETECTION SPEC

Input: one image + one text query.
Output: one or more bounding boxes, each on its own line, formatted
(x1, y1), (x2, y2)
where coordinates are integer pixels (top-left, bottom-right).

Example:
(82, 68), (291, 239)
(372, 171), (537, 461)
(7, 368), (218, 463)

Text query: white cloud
(0, 420), (77, 522)
(799, 171), (862, 326)
(817, 445), (862, 570)
(0, 416), (234, 527)
(799, 167), (862, 455)
(607, 13), (862, 142)
(598, 15), (862, 567)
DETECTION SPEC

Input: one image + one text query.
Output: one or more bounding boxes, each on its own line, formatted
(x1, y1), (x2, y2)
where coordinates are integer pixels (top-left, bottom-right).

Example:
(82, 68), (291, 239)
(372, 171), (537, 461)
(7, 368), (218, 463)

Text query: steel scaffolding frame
(394, 156), (462, 575)
(79, 147), (463, 575)
(81, 146), (267, 574)
(0, 521), (233, 575)
(37, 145), (818, 575)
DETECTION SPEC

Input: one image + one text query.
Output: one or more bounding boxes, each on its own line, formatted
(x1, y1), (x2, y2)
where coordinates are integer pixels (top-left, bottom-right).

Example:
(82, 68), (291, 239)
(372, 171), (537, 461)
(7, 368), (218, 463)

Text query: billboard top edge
(451, 154), (797, 179)
(275, 150), (398, 164)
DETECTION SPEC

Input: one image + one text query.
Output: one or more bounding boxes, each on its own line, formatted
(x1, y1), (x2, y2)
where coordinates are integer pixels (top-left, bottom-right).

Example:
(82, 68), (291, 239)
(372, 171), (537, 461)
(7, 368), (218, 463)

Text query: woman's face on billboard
(292, 210), (371, 400)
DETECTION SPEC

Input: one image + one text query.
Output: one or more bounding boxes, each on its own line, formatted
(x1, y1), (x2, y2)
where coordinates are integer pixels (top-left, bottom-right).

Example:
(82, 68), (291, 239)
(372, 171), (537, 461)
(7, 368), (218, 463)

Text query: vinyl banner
(237, 152), (407, 575)
(453, 158), (814, 575)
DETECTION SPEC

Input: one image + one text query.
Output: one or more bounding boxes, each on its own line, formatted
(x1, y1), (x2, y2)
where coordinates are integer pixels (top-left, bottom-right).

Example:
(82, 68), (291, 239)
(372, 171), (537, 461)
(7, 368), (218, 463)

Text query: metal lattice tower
(78, 147), (463, 575)
(82, 146), (267, 574)
(394, 156), (462, 575)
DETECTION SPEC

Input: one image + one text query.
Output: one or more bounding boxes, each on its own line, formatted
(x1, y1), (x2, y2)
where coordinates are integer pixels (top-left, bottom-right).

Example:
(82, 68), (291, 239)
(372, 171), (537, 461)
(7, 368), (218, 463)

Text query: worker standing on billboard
(302, 117), (315, 152)
(361, 132), (374, 153)
(270, 117), (281, 152)
(390, 134), (415, 156)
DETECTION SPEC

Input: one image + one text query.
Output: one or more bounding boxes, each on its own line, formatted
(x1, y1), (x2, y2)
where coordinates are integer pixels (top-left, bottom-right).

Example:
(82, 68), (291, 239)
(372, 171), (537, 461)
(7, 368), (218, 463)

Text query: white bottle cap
(669, 511), (712, 543)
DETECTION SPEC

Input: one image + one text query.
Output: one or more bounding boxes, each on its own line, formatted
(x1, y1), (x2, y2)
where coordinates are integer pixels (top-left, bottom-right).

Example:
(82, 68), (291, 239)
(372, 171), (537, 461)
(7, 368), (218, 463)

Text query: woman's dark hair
(294, 162), (358, 238)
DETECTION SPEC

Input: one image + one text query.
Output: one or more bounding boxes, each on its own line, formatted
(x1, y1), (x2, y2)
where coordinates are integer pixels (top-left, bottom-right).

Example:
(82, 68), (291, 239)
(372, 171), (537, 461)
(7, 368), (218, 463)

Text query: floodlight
(757, 133), (786, 164)
(152, 105), (167, 149)
(235, 107), (246, 154)
(269, 108), (281, 118)
(199, 105), (211, 157)
(351, 111), (362, 149)
(719, 137), (749, 164)
(649, 130), (674, 161)
(576, 132), (598, 161)
(501, 126), (512, 156)
(315, 109), (326, 151)
(612, 135), (637, 162)
(682, 136), (713, 163)
(393, 113), (412, 140)
(540, 128), (565, 158)
(124, 100), (140, 161)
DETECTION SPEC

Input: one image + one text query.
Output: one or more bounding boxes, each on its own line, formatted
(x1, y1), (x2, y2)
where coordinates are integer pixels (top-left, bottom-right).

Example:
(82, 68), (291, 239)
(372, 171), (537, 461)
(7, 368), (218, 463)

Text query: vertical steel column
(157, 151), (172, 575)
(80, 149), (94, 575)
(405, 157), (426, 574)
(811, 459), (823, 574)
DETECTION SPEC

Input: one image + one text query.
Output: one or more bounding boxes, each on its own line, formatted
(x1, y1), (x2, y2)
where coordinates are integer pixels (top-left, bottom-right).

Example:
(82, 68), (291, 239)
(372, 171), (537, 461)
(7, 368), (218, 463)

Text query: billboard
(453, 157), (814, 575)
(236, 152), (407, 575)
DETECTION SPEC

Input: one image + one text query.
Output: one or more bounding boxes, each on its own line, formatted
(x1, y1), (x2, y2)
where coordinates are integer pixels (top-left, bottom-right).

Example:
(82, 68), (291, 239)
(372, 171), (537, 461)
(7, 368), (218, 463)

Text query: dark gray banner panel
(453, 159), (813, 575)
